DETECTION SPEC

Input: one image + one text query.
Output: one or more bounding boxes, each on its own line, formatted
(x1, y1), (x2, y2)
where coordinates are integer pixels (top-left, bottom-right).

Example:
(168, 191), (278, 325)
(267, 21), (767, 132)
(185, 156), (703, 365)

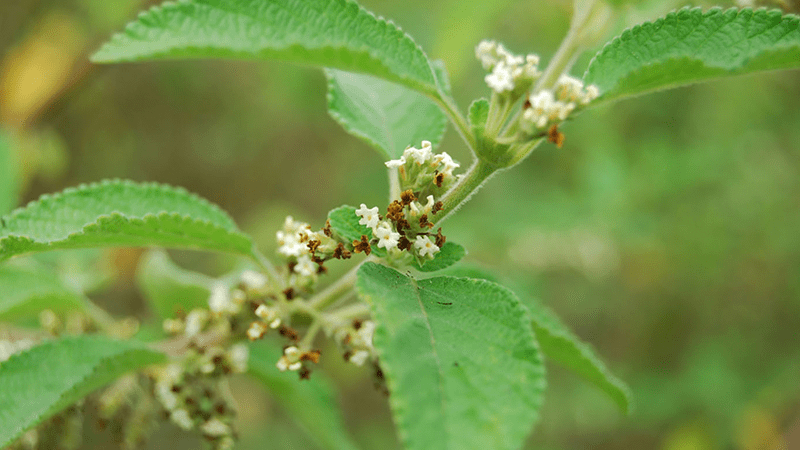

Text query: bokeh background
(1, 0), (800, 449)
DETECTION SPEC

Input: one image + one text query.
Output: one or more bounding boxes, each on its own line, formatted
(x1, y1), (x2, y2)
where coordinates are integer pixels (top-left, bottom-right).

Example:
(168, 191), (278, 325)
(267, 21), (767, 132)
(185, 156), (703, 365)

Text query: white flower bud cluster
(276, 216), (343, 286)
(476, 40), (541, 94)
(276, 346), (320, 379)
(333, 320), (376, 366)
(356, 201), (441, 261)
(522, 75), (600, 132)
(384, 140), (460, 195)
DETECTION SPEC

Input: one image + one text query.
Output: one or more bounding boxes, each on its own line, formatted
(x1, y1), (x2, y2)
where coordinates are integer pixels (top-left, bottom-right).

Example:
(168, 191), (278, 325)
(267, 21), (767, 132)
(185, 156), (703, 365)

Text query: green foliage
(326, 205), (385, 257)
(0, 265), (88, 322)
(0, 336), (166, 447)
(247, 342), (360, 450)
(585, 7), (800, 104)
(136, 250), (214, 319)
(91, 0), (444, 97)
(326, 66), (448, 160)
(528, 303), (632, 414)
(0, 129), (19, 216)
(356, 262), (545, 450)
(0, 179), (255, 261)
(412, 241), (466, 272)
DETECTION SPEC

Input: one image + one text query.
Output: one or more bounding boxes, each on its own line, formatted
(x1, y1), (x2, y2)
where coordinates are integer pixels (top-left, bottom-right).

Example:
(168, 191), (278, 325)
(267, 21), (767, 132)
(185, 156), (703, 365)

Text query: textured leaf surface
(529, 304), (632, 414)
(357, 263), (545, 450)
(92, 0), (441, 96)
(326, 67), (448, 160)
(327, 205), (385, 257)
(413, 241), (465, 273)
(0, 336), (166, 447)
(0, 129), (19, 216)
(585, 8), (800, 104)
(0, 179), (254, 261)
(247, 342), (360, 450)
(0, 265), (88, 322)
(137, 250), (213, 319)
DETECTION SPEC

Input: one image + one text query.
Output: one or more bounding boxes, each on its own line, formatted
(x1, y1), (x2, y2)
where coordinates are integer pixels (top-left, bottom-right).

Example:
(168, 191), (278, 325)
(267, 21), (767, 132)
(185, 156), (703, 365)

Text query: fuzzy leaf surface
(0, 336), (166, 447)
(0, 265), (88, 322)
(413, 241), (466, 273)
(0, 130), (19, 216)
(529, 304), (632, 414)
(0, 179), (254, 261)
(91, 0), (441, 97)
(247, 342), (360, 450)
(585, 7), (800, 104)
(326, 66), (448, 160)
(327, 205), (385, 257)
(136, 250), (213, 319)
(357, 263), (545, 450)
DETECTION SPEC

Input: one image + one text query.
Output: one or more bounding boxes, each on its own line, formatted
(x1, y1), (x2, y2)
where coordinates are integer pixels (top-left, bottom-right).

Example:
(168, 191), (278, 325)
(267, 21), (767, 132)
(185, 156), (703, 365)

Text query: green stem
(534, 0), (597, 93)
(299, 319), (322, 350)
(251, 246), (284, 290)
(435, 159), (499, 224)
(326, 302), (371, 323)
(429, 93), (477, 154)
(307, 258), (369, 310)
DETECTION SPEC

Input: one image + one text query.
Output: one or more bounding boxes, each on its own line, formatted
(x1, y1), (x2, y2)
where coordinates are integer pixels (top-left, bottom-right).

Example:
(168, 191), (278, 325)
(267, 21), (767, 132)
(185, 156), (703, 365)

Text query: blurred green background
(2, 0), (800, 449)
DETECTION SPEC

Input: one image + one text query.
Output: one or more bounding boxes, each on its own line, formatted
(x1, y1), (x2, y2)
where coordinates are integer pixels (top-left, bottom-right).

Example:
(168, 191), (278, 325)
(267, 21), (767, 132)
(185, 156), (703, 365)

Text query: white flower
(255, 304), (281, 329)
(277, 346), (303, 371)
(349, 350), (370, 366)
(555, 74), (584, 102)
(170, 409), (194, 430)
(384, 156), (406, 168)
(355, 321), (375, 348)
(228, 343), (249, 373)
(240, 270), (268, 291)
(414, 235), (440, 258)
(201, 418), (230, 437)
(247, 321), (268, 340)
(475, 40), (499, 69)
(209, 282), (239, 314)
(403, 141), (433, 164)
(277, 216), (311, 257)
(294, 254), (317, 277)
(184, 309), (209, 337)
(583, 84), (600, 104)
(356, 204), (381, 230)
(485, 63), (515, 93)
(155, 382), (179, 410)
(373, 221), (401, 250)
(434, 152), (459, 176)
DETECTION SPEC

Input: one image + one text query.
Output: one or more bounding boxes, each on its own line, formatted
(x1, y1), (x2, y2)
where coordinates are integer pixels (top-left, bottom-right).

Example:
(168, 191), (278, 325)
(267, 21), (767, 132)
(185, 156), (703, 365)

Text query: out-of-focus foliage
(1, 0), (799, 449)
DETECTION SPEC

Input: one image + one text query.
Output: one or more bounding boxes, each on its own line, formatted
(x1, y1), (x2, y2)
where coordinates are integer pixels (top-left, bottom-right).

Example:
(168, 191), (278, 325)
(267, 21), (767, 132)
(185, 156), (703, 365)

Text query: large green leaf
(325, 60), (449, 160)
(0, 129), (20, 216)
(91, 0), (442, 97)
(136, 250), (214, 319)
(0, 265), (89, 323)
(585, 8), (800, 104)
(528, 304), (632, 414)
(0, 179), (255, 261)
(247, 342), (360, 450)
(412, 241), (466, 273)
(0, 335), (166, 447)
(357, 263), (545, 450)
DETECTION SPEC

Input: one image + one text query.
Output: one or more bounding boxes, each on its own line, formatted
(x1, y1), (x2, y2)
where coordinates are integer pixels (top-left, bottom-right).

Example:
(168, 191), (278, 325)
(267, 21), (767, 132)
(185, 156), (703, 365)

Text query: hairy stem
(429, 93), (477, 154)
(308, 258), (371, 310)
(534, 0), (597, 92)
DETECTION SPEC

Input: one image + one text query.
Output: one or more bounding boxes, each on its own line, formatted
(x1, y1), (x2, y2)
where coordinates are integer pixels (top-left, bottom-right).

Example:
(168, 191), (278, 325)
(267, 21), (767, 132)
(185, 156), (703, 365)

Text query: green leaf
(0, 179), (255, 262)
(468, 98), (489, 133)
(528, 304), (632, 414)
(91, 0), (441, 97)
(0, 335), (166, 447)
(247, 342), (360, 450)
(0, 265), (88, 322)
(0, 129), (20, 216)
(357, 263), (545, 450)
(585, 7), (800, 104)
(325, 66), (448, 160)
(412, 241), (465, 272)
(326, 205), (385, 257)
(136, 250), (213, 319)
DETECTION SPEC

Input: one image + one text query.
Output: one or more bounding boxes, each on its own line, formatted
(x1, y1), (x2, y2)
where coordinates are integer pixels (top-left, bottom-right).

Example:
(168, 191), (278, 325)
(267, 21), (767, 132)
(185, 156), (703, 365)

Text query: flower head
(414, 235), (440, 258)
(356, 204), (381, 230)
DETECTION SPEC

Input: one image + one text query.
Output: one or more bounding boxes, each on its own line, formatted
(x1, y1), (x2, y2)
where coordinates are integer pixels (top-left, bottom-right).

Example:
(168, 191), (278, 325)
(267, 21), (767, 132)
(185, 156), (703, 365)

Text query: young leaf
(136, 250), (213, 320)
(412, 241), (466, 273)
(326, 66), (448, 160)
(0, 265), (88, 322)
(0, 129), (20, 216)
(528, 303), (632, 414)
(0, 335), (166, 447)
(91, 0), (441, 97)
(0, 179), (255, 261)
(357, 263), (545, 450)
(327, 205), (385, 257)
(247, 342), (360, 450)
(468, 98), (489, 133)
(585, 8), (800, 104)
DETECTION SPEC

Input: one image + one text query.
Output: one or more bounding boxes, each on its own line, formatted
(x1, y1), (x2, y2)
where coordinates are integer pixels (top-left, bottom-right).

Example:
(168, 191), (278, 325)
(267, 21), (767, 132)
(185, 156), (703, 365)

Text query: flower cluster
(521, 75), (599, 132)
(332, 319), (376, 366)
(385, 140), (460, 196)
(475, 40), (541, 94)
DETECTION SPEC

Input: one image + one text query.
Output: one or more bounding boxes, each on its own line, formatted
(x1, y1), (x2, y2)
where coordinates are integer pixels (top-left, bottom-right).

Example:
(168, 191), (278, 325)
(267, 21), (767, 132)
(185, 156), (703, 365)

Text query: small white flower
(349, 350), (370, 366)
(374, 221), (400, 250)
(485, 63), (515, 93)
(294, 254), (317, 277)
(155, 382), (179, 411)
(555, 74), (584, 103)
(583, 84), (600, 104)
(355, 321), (376, 348)
(422, 195), (436, 215)
(384, 156), (406, 168)
(277, 346), (303, 372)
(170, 409), (194, 430)
(228, 343), (249, 373)
(475, 40), (499, 69)
(240, 270), (268, 291)
(184, 309), (209, 337)
(247, 321), (268, 341)
(356, 204), (381, 230)
(162, 318), (183, 335)
(414, 235), (440, 258)
(209, 282), (239, 314)
(201, 418), (230, 437)
(403, 141), (433, 164)
(434, 152), (459, 176)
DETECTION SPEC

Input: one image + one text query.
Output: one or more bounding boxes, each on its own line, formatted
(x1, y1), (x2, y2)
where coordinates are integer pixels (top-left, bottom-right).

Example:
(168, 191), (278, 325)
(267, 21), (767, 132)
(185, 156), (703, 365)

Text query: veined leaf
(0, 265), (88, 322)
(326, 65), (448, 160)
(412, 241), (465, 273)
(136, 250), (213, 319)
(91, 0), (442, 97)
(585, 7), (800, 104)
(528, 303), (632, 414)
(0, 179), (255, 261)
(326, 205), (385, 257)
(0, 129), (20, 216)
(0, 335), (166, 447)
(357, 263), (545, 450)
(247, 342), (360, 450)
